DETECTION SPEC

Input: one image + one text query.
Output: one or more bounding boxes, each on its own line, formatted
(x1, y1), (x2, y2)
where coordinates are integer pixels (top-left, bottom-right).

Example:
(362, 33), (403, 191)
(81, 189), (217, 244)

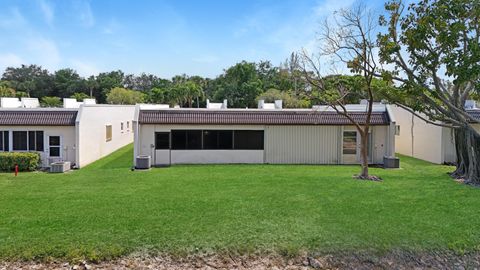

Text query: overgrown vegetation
(0, 145), (479, 261)
(0, 152), (40, 172)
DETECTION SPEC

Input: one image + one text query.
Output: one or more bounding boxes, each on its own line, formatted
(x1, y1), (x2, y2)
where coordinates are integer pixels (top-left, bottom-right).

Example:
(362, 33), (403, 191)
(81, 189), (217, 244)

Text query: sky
(0, 0), (386, 79)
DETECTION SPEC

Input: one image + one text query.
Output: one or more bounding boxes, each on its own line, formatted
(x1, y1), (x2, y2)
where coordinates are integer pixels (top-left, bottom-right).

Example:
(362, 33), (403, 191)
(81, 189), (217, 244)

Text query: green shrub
(0, 152), (40, 172)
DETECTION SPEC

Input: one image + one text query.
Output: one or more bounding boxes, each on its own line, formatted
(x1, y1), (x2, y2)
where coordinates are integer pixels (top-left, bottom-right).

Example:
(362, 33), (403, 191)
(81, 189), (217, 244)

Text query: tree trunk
(359, 130), (369, 178)
(452, 127), (480, 184)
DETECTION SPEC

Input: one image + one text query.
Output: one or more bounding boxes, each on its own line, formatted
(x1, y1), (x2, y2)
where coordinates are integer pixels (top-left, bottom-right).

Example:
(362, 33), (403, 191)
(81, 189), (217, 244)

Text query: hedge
(0, 152), (40, 172)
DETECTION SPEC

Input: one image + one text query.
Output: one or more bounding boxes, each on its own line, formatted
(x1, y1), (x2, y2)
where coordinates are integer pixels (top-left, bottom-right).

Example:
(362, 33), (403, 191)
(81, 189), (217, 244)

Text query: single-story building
(392, 102), (480, 164)
(0, 104), (135, 168)
(133, 103), (398, 167)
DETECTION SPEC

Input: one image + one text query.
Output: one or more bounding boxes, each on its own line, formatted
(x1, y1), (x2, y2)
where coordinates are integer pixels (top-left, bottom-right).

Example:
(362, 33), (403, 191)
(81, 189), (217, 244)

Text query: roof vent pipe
(465, 100), (477, 109)
(258, 99), (265, 109)
(274, 100), (283, 109)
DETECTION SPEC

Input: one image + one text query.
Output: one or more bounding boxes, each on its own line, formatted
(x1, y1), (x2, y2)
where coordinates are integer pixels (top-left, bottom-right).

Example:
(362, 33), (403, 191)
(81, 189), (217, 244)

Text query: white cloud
(0, 53), (25, 71)
(38, 0), (54, 26)
(70, 59), (100, 76)
(74, 0), (95, 27)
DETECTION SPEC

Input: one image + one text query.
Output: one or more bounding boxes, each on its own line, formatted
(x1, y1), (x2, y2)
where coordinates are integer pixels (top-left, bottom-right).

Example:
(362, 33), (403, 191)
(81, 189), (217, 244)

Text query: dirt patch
(1, 251), (479, 269)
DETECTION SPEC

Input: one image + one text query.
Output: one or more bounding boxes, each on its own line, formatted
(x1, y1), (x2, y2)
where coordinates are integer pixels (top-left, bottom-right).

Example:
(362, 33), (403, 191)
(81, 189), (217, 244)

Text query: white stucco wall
(392, 105), (450, 164)
(0, 125), (76, 167)
(76, 105), (135, 168)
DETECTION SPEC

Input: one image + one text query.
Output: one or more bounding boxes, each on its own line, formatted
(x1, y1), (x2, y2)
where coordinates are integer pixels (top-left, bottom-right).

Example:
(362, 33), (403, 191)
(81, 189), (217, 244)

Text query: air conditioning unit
(50, 161), (71, 173)
(136, 155), (151, 169)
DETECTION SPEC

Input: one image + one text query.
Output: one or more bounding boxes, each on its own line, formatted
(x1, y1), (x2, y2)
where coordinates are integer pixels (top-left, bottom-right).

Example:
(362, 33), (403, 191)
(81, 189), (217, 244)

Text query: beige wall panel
(265, 125), (340, 164)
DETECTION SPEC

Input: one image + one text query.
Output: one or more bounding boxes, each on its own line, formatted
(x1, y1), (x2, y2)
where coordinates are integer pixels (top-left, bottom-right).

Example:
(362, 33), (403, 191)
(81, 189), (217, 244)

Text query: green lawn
(0, 144), (479, 261)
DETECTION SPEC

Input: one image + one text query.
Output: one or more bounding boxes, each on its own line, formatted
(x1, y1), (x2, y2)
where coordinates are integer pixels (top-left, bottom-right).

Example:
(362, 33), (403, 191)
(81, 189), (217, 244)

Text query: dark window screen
(12, 131), (28, 150)
(3, 131), (9, 151)
(234, 130), (264, 150)
(36, 131), (44, 151)
(171, 130), (187, 149)
(0, 131), (4, 151)
(155, 132), (170, 149)
(203, 130), (233, 149)
(50, 147), (60, 157)
(28, 131), (36, 151)
(49, 136), (60, 146)
(186, 130), (202, 149)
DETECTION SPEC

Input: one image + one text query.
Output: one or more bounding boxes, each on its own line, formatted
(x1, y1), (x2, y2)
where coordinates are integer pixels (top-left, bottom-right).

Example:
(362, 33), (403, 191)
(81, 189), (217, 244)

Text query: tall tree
(378, 0), (480, 183)
(106, 87), (145, 105)
(53, 68), (86, 98)
(0, 81), (16, 97)
(301, 4), (380, 179)
(213, 61), (263, 108)
(95, 70), (125, 103)
(2, 65), (53, 97)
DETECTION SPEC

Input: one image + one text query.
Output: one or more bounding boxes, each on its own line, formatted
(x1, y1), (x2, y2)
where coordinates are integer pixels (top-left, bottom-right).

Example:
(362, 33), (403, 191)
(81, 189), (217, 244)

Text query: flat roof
(0, 109), (78, 126)
(138, 108), (391, 125)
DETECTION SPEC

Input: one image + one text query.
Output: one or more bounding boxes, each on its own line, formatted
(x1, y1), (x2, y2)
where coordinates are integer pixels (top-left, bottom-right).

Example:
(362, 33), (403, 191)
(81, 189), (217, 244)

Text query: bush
(0, 152), (40, 172)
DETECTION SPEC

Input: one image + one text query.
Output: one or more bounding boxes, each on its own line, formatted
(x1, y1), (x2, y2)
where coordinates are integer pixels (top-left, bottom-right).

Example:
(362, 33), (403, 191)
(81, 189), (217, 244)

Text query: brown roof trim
(139, 109), (391, 125)
(0, 110), (78, 126)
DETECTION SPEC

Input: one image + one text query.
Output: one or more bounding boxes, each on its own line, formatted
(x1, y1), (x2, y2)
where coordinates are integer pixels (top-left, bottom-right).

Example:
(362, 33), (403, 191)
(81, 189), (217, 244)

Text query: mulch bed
(1, 251), (479, 269)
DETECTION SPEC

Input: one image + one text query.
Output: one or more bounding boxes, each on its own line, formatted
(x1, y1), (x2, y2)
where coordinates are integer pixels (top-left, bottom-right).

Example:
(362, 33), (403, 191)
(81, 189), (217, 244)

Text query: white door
(48, 135), (62, 164)
(154, 132), (171, 166)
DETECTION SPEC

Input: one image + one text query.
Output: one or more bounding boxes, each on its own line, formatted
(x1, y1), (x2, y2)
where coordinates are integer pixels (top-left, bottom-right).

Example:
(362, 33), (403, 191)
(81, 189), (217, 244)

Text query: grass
(0, 144), (479, 261)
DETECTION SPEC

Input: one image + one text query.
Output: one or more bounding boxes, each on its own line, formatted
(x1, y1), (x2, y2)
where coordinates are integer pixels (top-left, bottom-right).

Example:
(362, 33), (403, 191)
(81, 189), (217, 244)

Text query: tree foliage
(378, 0), (480, 183)
(40, 96), (62, 107)
(256, 89), (310, 108)
(106, 87), (145, 105)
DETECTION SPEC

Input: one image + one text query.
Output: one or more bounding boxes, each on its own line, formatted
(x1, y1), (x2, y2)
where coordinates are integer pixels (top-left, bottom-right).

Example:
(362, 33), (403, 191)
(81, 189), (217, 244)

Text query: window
(170, 129), (264, 150)
(343, 131), (357, 155)
(12, 131), (28, 150)
(155, 132), (170, 149)
(395, 125), (400, 136)
(203, 130), (233, 149)
(28, 131), (44, 151)
(0, 131), (9, 151)
(49, 136), (61, 157)
(233, 130), (264, 150)
(12, 131), (43, 151)
(171, 130), (202, 149)
(106, 125), (112, 142)
(121, 122), (124, 131)
(127, 121), (130, 129)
